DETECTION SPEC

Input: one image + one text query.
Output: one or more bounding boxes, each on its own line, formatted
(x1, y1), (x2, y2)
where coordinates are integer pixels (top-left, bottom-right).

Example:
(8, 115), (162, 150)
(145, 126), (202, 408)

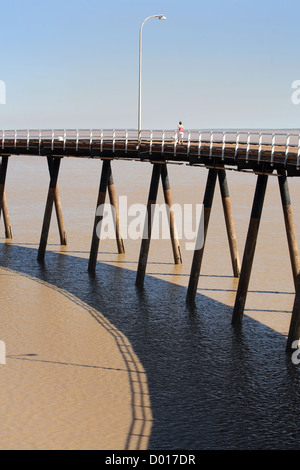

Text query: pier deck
(1, 129), (300, 175)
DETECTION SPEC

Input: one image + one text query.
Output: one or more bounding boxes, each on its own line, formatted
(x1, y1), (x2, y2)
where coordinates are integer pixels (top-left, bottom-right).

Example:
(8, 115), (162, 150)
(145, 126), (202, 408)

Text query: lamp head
(158, 15), (167, 20)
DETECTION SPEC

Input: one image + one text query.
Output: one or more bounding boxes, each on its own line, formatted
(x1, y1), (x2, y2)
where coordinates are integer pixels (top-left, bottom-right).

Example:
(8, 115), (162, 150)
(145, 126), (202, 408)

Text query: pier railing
(1, 129), (300, 172)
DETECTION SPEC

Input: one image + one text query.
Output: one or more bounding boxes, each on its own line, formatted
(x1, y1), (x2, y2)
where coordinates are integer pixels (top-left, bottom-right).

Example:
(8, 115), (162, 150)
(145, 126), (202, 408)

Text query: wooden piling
(231, 174), (268, 326)
(0, 156), (12, 239)
(161, 164), (182, 265)
(218, 169), (240, 278)
(88, 159), (111, 273)
(47, 157), (67, 246)
(54, 194), (67, 246)
(37, 157), (62, 262)
(1, 191), (12, 239)
(107, 169), (125, 254)
(278, 169), (300, 290)
(186, 168), (218, 303)
(136, 163), (162, 289)
(0, 156), (8, 200)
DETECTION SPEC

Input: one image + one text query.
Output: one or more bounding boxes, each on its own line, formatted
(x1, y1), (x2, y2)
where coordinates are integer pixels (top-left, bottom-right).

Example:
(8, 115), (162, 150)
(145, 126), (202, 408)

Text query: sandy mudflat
(0, 267), (152, 450)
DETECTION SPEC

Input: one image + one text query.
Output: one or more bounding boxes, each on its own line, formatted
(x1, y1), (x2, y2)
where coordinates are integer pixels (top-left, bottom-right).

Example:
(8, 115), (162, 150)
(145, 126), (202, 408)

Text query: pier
(1, 128), (300, 352)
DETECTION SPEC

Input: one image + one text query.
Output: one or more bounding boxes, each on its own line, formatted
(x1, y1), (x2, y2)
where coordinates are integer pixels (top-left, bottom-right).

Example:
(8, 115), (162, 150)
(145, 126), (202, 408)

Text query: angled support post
(231, 174), (268, 326)
(37, 157), (62, 262)
(47, 157), (67, 246)
(1, 192), (13, 239)
(278, 169), (300, 290)
(136, 163), (162, 289)
(277, 169), (300, 353)
(88, 159), (125, 273)
(161, 164), (182, 265)
(186, 168), (218, 303)
(88, 159), (112, 273)
(0, 156), (12, 239)
(218, 169), (240, 278)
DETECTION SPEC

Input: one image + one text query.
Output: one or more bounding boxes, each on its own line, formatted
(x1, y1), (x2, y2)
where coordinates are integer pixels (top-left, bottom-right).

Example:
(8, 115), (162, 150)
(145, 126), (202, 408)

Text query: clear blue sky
(1, 0), (300, 130)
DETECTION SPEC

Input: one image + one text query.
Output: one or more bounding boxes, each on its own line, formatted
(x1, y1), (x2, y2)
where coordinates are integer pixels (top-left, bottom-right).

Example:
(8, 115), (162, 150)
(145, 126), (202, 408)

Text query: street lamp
(138, 14), (166, 144)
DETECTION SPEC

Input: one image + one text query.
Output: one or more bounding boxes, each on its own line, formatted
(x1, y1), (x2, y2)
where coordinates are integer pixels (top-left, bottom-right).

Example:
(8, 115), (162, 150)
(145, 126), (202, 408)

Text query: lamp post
(138, 14), (166, 144)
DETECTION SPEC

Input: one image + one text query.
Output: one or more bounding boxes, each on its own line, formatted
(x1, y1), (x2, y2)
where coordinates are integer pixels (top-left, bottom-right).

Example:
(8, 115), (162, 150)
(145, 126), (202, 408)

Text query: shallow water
(0, 155), (300, 449)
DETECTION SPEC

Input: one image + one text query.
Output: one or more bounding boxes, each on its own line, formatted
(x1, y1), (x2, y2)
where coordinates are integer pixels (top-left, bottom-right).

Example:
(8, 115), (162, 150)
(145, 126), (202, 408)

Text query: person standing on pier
(177, 121), (184, 144)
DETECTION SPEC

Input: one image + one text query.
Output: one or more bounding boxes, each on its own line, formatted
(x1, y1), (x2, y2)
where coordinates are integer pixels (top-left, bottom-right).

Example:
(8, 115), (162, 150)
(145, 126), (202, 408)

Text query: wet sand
(0, 155), (300, 449)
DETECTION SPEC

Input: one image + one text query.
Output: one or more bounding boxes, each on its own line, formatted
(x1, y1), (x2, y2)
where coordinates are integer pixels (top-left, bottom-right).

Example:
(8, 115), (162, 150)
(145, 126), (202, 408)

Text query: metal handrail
(2, 128), (300, 144)
(1, 129), (300, 167)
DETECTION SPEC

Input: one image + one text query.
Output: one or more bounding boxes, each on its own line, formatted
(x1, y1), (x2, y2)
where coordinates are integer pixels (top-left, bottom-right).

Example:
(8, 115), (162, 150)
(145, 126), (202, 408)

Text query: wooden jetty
(1, 128), (300, 353)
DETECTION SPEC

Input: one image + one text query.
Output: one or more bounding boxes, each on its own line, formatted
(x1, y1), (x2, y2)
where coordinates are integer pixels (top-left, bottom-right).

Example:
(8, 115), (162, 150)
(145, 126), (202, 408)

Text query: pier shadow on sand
(1, 242), (300, 450)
